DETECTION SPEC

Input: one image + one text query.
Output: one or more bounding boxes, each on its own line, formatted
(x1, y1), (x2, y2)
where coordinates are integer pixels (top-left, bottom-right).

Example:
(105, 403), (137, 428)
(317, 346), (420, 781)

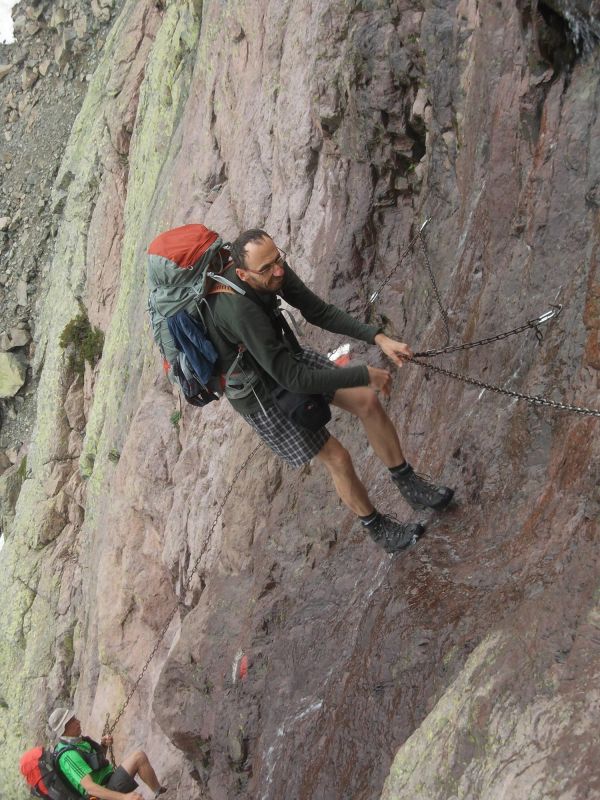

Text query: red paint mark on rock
(239, 654), (248, 680)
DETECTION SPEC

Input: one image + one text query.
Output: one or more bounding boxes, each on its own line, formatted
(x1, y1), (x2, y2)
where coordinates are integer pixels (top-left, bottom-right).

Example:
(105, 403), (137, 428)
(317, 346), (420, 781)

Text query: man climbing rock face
(205, 229), (454, 553)
(48, 707), (167, 800)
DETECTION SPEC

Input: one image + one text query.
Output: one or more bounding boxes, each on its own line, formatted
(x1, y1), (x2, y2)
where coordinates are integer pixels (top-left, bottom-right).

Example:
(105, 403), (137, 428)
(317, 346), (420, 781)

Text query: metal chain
(369, 217), (599, 418)
(410, 357), (600, 417)
(102, 714), (116, 768)
(106, 443), (263, 736)
(366, 218), (433, 309)
(417, 228), (450, 347)
(413, 306), (563, 358)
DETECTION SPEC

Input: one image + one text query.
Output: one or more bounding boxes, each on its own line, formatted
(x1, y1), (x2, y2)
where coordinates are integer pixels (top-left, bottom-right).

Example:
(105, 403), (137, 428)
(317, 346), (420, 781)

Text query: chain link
(106, 443), (263, 736)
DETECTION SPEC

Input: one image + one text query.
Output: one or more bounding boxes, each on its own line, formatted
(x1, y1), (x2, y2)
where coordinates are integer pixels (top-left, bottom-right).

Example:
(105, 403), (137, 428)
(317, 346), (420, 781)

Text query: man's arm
(281, 265), (414, 368)
(219, 295), (372, 395)
(280, 265), (381, 343)
(80, 774), (142, 800)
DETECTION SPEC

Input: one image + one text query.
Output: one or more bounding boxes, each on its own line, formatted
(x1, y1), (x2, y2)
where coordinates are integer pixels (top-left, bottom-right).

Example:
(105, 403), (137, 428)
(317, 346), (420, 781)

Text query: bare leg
(316, 435), (374, 516)
(119, 750), (162, 793)
(332, 387), (404, 467)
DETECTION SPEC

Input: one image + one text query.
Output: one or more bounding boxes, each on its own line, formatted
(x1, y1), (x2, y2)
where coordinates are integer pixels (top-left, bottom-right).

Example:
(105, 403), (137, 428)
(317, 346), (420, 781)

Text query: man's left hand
(374, 333), (413, 366)
(101, 734), (113, 748)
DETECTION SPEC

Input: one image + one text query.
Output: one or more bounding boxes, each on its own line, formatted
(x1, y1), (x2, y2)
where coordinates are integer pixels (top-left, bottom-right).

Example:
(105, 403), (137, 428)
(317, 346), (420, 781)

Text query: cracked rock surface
(0, 1), (599, 799)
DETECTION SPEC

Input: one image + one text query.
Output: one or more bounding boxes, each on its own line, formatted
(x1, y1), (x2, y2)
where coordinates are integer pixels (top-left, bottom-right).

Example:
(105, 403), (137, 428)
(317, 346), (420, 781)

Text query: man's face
(63, 716), (81, 737)
(236, 235), (286, 293)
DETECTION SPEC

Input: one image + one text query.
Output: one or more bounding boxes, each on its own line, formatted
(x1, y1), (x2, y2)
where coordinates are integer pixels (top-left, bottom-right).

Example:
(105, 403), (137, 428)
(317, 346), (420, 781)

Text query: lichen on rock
(1, 0), (600, 798)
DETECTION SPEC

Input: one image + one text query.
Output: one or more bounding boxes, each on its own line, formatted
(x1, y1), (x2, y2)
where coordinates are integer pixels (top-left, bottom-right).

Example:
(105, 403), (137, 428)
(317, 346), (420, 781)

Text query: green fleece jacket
(204, 263), (380, 414)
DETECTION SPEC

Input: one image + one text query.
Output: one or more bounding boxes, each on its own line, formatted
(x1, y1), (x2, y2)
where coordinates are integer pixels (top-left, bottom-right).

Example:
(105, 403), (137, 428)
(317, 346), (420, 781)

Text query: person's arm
(373, 332), (413, 366)
(281, 266), (414, 374)
(280, 265), (381, 343)
(219, 295), (371, 395)
(80, 774), (142, 800)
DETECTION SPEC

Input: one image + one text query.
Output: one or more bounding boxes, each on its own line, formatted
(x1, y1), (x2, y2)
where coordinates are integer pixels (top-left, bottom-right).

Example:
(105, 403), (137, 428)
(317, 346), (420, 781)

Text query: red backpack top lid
(20, 746), (48, 794)
(147, 224), (219, 269)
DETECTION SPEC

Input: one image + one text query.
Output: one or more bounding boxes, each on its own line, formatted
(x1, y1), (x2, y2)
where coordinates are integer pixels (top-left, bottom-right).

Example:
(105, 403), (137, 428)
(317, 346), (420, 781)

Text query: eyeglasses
(243, 248), (287, 277)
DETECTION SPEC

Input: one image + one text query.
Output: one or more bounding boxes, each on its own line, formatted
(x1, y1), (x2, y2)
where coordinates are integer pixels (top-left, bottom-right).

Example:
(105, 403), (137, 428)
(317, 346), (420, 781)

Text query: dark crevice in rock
(543, 0), (600, 55)
(537, 1), (579, 70)
(520, 0), (600, 74)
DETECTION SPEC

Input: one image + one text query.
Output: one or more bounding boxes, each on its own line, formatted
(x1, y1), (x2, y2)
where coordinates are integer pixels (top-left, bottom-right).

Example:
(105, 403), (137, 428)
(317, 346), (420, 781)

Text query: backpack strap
(206, 272), (246, 295)
(55, 738), (108, 772)
(206, 284), (235, 296)
(241, 286), (303, 355)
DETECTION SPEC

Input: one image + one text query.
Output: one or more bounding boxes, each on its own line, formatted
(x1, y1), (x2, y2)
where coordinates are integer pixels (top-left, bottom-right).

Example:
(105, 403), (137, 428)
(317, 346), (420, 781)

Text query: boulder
(25, 5), (44, 21)
(91, 0), (112, 23)
(25, 21), (42, 36)
(0, 451), (11, 473)
(74, 15), (87, 39)
(0, 353), (26, 398)
(22, 66), (39, 91)
(50, 7), (67, 28)
(38, 59), (52, 77)
(8, 327), (31, 348)
(0, 65), (12, 82)
(0, 461), (25, 534)
(54, 43), (69, 67)
(16, 279), (28, 307)
(410, 87), (429, 131)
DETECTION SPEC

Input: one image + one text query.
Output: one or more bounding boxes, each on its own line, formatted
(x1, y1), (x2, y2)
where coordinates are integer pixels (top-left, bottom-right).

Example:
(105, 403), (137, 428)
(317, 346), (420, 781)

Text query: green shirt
(55, 739), (113, 796)
(205, 263), (380, 414)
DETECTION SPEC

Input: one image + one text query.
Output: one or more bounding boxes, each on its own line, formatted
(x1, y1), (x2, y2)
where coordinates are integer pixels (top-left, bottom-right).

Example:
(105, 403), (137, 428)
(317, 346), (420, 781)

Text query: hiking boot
(392, 464), (454, 511)
(363, 513), (425, 554)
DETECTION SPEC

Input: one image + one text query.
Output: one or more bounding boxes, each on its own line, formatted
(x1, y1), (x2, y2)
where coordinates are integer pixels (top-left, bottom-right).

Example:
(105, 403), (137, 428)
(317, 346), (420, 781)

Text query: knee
(356, 389), (382, 419)
(130, 750), (148, 767)
(319, 437), (353, 473)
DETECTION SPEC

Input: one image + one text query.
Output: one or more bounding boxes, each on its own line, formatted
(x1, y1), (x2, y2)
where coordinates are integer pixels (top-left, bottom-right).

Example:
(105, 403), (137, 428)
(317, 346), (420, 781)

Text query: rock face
(0, 1), (599, 799)
(0, 0), (124, 488)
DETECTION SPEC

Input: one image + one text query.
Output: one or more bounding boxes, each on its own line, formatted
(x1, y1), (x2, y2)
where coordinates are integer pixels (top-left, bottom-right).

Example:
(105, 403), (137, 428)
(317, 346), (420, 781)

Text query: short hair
(230, 228), (269, 268)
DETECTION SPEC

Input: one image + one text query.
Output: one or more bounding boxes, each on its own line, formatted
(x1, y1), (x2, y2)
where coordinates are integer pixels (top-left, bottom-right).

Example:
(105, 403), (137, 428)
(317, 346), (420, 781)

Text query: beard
(247, 274), (284, 293)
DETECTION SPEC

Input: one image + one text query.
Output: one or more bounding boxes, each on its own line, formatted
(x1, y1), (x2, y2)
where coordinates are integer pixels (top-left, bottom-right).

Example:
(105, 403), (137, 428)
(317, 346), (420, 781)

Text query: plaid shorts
(242, 348), (336, 467)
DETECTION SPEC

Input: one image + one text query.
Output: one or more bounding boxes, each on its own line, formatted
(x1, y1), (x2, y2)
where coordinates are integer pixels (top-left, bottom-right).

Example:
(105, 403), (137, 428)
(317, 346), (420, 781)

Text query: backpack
(147, 223), (247, 406)
(19, 747), (81, 800)
(20, 738), (109, 800)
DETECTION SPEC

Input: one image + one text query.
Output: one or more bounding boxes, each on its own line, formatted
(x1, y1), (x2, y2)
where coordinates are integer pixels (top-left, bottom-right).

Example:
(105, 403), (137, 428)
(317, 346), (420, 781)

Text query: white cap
(48, 707), (75, 736)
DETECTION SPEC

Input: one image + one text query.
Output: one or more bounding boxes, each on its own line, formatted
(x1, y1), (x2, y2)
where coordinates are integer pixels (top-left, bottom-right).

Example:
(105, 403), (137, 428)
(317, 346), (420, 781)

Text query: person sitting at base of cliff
(203, 229), (455, 554)
(48, 707), (167, 800)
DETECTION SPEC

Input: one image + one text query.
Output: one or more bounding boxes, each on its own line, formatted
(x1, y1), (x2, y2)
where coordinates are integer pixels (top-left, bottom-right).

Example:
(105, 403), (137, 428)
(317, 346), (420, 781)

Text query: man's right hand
(125, 793), (144, 800)
(367, 366), (392, 397)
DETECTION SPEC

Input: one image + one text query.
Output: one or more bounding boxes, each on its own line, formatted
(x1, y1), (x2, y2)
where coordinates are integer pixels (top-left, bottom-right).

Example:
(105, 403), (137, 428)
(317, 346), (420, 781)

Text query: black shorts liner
(104, 766), (139, 793)
(243, 348), (336, 467)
